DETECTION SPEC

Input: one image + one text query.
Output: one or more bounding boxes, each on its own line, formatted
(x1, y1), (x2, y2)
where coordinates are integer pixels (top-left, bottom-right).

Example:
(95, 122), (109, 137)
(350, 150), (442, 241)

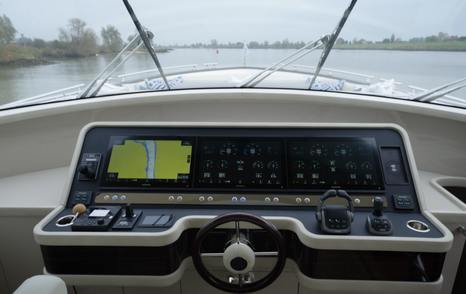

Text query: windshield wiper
(412, 77), (466, 102)
(123, 0), (170, 90)
(308, 0), (357, 89)
(79, 0), (170, 99)
(79, 34), (143, 98)
(239, 0), (357, 88)
(239, 36), (329, 87)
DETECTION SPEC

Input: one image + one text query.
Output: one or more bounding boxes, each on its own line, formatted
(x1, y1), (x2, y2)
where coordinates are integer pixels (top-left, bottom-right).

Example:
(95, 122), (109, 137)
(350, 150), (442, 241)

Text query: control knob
(78, 165), (96, 179)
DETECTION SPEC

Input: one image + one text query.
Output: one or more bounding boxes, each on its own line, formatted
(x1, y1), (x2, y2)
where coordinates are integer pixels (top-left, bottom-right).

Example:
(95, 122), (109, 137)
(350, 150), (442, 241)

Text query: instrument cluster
(195, 137), (382, 190)
(197, 140), (283, 187)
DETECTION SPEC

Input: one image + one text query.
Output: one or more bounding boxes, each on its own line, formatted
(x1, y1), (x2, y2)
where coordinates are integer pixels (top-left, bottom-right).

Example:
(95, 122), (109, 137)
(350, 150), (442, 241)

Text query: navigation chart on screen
(107, 139), (192, 181)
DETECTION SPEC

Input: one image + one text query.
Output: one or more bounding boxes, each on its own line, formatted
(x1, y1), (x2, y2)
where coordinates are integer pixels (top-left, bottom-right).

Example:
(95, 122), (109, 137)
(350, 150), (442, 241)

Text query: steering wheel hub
(192, 212), (286, 293)
(223, 242), (256, 274)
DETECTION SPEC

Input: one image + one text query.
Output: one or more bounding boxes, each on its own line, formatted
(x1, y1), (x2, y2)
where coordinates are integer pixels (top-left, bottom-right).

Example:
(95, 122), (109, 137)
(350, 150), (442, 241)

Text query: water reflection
(0, 48), (465, 105)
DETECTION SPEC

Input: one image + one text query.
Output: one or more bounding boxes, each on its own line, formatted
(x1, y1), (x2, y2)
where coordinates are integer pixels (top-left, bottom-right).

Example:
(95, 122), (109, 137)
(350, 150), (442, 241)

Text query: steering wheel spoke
(235, 220), (241, 243)
(192, 213), (286, 293)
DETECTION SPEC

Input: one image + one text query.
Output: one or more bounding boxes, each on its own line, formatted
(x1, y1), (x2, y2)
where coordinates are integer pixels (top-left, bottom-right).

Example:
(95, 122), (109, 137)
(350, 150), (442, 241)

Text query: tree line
(175, 32), (466, 49)
(1, 14), (124, 62)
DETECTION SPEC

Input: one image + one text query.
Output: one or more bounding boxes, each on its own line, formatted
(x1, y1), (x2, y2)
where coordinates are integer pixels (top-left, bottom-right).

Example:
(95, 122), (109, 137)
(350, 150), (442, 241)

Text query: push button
(140, 215), (161, 226)
(393, 194), (414, 210)
(155, 215), (172, 227)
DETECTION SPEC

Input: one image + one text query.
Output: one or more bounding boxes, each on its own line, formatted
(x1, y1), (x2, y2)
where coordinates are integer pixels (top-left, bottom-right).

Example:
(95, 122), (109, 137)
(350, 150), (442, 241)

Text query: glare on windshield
(0, 0), (465, 109)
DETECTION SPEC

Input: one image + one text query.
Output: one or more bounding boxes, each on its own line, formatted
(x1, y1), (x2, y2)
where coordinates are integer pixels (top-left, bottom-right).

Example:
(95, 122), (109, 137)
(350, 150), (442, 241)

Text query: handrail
(413, 77), (466, 101)
(117, 63), (218, 81)
(291, 64), (375, 81)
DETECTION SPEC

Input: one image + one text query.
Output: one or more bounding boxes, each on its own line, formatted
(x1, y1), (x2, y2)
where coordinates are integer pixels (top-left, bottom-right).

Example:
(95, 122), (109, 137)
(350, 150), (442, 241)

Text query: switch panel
(78, 153), (101, 181)
(71, 191), (92, 205)
(393, 194), (414, 210)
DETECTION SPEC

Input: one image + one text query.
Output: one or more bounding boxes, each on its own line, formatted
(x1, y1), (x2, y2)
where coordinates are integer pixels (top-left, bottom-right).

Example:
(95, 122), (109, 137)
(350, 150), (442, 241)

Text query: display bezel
(286, 137), (384, 190)
(195, 137), (286, 189)
(101, 136), (196, 188)
(100, 135), (384, 191)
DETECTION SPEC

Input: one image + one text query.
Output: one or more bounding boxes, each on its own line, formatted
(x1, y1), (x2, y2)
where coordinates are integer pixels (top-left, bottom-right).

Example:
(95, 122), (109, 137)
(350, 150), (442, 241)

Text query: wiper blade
(239, 36), (329, 87)
(123, 0), (170, 90)
(79, 34), (142, 98)
(308, 0), (358, 89)
(412, 77), (466, 102)
(88, 41), (145, 98)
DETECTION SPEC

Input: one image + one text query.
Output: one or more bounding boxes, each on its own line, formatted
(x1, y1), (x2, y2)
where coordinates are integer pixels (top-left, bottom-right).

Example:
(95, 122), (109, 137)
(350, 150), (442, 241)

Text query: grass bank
(334, 40), (466, 51)
(0, 44), (52, 66)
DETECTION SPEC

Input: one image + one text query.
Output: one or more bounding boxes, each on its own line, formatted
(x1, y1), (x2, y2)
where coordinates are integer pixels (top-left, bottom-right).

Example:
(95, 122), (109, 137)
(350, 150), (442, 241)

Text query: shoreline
(0, 58), (54, 67)
(173, 47), (466, 52)
(2, 46), (466, 68)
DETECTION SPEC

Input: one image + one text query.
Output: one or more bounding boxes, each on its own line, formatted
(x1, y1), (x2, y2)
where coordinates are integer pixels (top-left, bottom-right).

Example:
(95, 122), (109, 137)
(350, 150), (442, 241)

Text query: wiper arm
(88, 41), (144, 97)
(123, 0), (170, 90)
(308, 0), (357, 89)
(239, 36), (329, 87)
(412, 77), (466, 102)
(79, 34), (143, 98)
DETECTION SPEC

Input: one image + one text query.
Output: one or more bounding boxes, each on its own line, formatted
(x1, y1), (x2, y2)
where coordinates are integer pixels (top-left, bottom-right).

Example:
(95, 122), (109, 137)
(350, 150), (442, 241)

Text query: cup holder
(406, 220), (430, 233)
(56, 215), (75, 227)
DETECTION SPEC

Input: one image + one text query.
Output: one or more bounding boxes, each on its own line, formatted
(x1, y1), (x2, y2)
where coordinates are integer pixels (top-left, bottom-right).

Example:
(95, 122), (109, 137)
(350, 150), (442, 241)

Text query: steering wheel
(192, 213), (286, 293)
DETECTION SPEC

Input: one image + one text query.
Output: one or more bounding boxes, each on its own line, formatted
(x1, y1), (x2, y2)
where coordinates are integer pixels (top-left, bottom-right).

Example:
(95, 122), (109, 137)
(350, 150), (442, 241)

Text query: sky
(1, 0), (466, 45)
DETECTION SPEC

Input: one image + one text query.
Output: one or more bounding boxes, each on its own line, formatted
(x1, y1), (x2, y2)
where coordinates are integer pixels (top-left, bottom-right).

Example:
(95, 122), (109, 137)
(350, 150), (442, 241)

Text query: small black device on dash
(316, 189), (354, 234)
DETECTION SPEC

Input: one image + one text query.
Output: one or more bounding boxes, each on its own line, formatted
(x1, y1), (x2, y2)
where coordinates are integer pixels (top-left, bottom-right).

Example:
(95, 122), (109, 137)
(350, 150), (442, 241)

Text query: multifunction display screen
(197, 139), (283, 188)
(102, 136), (383, 190)
(288, 138), (382, 189)
(104, 138), (193, 187)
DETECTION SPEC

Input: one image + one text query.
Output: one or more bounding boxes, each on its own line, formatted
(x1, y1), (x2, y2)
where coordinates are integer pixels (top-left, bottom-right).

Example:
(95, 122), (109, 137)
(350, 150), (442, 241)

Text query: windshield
(1, 0), (465, 109)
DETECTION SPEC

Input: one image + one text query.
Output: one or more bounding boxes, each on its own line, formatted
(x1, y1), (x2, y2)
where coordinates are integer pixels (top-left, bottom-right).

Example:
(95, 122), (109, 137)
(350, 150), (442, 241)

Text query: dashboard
(65, 127), (410, 208)
(33, 123), (452, 291)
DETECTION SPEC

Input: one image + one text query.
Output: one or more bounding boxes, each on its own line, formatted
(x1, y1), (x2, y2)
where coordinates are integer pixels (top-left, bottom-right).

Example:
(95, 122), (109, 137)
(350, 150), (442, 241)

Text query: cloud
(1, 0), (465, 44)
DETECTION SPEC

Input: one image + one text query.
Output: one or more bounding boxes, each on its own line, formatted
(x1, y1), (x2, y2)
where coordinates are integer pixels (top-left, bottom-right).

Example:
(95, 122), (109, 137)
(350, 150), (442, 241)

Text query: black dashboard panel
(38, 125), (449, 284)
(65, 126), (416, 209)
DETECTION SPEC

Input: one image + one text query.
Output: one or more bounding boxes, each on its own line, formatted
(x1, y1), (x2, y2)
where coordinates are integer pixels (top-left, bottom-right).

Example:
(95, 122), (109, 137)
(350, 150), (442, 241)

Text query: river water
(0, 48), (465, 106)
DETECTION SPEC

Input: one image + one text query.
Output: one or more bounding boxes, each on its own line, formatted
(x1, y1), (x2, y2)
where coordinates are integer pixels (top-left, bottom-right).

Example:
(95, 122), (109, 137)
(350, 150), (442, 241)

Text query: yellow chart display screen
(107, 140), (192, 181)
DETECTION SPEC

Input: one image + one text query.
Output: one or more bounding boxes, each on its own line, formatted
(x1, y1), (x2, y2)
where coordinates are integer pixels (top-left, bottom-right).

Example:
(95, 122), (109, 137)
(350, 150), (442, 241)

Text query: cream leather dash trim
(34, 122), (453, 252)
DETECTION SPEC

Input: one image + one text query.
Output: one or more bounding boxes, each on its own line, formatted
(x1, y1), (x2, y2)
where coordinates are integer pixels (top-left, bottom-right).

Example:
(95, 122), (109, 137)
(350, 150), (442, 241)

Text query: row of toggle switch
(96, 193), (384, 207)
(166, 195), (313, 204)
(103, 194), (127, 201)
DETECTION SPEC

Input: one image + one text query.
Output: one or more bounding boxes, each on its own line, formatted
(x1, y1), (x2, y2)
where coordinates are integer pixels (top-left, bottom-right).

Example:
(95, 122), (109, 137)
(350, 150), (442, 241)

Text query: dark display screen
(288, 138), (383, 189)
(197, 139), (283, 188)
(101, 136), (383, 190)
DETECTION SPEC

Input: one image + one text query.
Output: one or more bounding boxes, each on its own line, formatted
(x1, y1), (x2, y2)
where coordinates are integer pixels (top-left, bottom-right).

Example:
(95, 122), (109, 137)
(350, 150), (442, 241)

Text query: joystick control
(373, 196), (384, 217)
(112, 204), (141, 230)
(124, 204), (135, 218)
(367, 197), (393, 235)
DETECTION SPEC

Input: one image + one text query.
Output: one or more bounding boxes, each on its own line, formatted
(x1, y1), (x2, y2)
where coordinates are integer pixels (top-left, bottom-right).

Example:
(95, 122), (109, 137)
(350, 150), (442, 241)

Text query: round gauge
(202, 145), (216, 155)
(345, 161), (357, 170)
(265, 145), (278, 155)
(310, 144), (328, 157)
(267, 160), (279, 170)
(290, 145), (305, 156)
(219, 143), (238, 156)
(203, 160), (214, 169)
(219, 160), (229, 169)
(310, 160), (320, 170)
(252, 160), (265, 170)
(361, 161), (373, 170)
(294, 160), (305, 170)
(334, 144), (352, 157)
(244, 143), (262, 156)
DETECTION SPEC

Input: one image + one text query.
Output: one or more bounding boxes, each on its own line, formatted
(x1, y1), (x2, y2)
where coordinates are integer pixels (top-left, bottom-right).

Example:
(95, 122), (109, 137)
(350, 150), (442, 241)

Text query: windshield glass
(1, 0), (465, 109)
